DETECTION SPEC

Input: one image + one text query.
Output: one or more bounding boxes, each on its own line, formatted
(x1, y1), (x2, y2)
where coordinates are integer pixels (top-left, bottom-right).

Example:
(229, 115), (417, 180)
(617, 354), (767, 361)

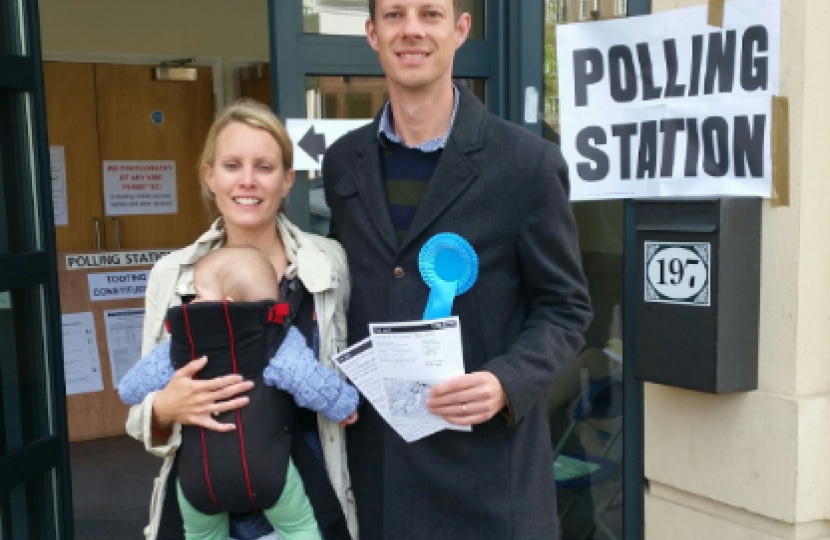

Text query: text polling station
(556, 0), (780, 200)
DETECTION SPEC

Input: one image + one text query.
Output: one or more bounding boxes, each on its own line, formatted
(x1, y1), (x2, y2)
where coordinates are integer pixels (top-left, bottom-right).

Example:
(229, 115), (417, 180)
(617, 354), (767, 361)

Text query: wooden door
(43, 62), (106, 252)
(239, 63), (272, 107)
(95, 64), (214, 249)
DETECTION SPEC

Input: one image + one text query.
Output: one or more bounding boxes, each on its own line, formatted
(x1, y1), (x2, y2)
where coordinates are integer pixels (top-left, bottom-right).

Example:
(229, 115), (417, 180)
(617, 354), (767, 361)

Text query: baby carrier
(166, 297), (297, 515)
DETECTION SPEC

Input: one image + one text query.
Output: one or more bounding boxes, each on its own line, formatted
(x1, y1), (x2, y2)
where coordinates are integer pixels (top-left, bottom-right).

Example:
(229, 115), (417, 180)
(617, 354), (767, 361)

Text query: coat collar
(352, 84), (487, 253)
(175, 216), (336, 295)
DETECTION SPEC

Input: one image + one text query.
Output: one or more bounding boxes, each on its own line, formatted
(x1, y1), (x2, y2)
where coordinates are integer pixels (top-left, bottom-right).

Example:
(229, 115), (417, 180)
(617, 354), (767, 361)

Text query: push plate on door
(644, 242), (711, 306)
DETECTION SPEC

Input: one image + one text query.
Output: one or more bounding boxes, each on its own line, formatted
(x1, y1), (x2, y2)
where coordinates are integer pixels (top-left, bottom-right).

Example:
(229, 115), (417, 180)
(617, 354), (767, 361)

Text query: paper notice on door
(62, 312), (104, 396)
(104, 308), (145, 387)
(50, 146), (69, 226)
(334, 317), (470, 443)
(102, 160), (177, 215)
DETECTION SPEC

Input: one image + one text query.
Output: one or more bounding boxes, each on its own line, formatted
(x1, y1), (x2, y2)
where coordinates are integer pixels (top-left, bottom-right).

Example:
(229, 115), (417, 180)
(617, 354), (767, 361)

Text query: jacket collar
(176, 216), (336, 295)
(352, 84), (487, 253)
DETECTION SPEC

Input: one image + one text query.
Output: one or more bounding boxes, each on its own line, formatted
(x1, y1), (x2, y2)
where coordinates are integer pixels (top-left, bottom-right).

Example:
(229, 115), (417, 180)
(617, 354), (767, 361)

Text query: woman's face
(204, 121), (295, 235)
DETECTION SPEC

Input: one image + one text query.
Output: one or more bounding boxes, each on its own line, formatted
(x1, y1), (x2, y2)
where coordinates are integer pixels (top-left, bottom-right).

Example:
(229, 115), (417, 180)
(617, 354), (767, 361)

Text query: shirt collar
(378, 85), (460, 153)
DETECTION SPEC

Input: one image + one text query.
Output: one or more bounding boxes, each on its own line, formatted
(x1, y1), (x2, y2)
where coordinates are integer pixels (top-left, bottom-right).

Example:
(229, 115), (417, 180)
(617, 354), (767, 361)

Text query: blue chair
(553, 376), (623, 540)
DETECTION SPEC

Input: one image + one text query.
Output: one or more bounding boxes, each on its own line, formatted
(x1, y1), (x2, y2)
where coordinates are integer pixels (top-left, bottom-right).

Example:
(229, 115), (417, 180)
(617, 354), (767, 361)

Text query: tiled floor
(70, 435), (160, 539)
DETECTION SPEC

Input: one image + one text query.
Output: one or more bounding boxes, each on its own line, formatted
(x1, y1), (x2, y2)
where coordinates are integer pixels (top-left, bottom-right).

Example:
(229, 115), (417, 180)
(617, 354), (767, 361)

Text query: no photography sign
(557, 0), (780, 200)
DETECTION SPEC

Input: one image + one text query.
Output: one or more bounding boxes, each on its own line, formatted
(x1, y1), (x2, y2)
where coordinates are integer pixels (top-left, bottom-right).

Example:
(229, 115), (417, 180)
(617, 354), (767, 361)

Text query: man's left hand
(427, 371), (506, 426)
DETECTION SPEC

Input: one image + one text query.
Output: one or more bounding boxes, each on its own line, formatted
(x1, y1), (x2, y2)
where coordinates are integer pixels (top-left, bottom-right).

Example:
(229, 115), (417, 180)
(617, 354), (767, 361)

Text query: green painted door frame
(0, 0), (74, 538)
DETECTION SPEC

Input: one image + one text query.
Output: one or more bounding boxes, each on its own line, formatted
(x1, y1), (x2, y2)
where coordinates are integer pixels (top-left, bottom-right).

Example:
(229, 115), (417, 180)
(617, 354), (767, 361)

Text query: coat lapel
(400, 86), (487, 252)
(351, 122), (399, 253)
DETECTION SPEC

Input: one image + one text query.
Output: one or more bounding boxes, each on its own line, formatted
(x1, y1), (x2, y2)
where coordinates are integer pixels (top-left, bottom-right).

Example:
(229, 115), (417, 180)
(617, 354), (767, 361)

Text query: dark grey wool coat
(323, 85), (593, 540)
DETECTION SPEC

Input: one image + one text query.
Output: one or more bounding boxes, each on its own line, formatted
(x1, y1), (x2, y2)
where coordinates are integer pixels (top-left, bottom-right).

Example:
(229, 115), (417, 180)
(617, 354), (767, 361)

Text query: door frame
(0, 0), (74, 537)
(624, 2), (649, 540)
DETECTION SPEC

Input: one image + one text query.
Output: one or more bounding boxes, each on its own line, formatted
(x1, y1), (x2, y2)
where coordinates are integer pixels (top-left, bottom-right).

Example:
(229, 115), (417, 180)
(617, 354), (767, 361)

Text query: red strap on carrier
(223, 301), (257, 508)
(266, 303), (290, 324)
(181, 303), (221, 511)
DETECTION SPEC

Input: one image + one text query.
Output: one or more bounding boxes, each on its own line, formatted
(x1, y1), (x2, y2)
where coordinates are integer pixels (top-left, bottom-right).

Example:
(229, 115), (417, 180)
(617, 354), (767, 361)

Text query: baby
(118, 246), (358, 540)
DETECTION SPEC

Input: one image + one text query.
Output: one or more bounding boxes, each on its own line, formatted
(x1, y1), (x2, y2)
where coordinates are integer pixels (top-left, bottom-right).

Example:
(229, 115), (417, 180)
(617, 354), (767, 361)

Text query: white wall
(38, 0), (271, 105)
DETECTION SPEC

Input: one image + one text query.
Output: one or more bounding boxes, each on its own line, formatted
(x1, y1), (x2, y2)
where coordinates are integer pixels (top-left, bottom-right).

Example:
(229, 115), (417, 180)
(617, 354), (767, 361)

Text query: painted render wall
(644, 0), (830, 538)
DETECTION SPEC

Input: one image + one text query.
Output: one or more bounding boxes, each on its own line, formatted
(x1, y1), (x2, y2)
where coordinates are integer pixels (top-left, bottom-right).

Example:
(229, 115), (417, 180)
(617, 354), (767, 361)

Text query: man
(322, 1), (593, 539)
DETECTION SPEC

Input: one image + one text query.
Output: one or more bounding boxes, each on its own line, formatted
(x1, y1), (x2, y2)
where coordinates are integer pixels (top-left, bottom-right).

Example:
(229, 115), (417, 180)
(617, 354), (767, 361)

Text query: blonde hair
(194, 246), (278, 302)
(198, 99), (294, 223)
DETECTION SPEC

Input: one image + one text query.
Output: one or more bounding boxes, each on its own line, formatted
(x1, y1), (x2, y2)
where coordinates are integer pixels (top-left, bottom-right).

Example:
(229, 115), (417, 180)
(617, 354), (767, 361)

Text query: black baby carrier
(166, 298), (296, 515)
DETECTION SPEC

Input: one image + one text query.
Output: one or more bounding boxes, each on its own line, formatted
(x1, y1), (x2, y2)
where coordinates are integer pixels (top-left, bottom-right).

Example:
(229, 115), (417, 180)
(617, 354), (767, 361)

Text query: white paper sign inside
(88, 271), (150, 301)
(104, 308), (145, 387)
(103, 160), (178, 215)
(61, 312), (104, 396)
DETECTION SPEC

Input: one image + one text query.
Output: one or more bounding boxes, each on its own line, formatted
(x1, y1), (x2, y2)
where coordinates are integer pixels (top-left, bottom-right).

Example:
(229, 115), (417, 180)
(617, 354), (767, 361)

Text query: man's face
(366, 0), (471, 95)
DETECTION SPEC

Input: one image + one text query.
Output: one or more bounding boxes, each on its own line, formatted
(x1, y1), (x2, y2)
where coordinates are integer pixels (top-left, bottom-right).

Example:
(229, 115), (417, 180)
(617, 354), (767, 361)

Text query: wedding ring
(212, 405), (219, 417)
(462, 403), (467, 414)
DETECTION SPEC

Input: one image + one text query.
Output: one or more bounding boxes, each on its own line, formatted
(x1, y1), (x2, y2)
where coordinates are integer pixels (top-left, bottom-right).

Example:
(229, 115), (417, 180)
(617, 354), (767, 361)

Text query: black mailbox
(635, 198), (761, 393)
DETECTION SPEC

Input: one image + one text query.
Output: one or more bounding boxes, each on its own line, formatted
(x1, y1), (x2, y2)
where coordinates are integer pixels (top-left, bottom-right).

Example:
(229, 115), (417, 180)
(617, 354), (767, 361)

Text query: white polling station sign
(287, 119), (371, 172)
(87, 271), (150, 302)
(65, 250), (173, 270)
(556, 0), (781, 200)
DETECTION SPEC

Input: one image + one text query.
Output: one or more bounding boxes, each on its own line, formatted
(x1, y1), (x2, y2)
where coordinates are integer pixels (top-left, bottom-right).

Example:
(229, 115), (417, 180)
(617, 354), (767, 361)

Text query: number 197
(656, 258), (699, 287)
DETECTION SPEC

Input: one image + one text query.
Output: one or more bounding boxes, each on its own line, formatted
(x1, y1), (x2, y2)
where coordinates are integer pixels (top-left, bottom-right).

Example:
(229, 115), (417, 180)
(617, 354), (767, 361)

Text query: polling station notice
(66, 250), (172, 270)
(557, 0), (780, 200)
(87, 271), (150, 302)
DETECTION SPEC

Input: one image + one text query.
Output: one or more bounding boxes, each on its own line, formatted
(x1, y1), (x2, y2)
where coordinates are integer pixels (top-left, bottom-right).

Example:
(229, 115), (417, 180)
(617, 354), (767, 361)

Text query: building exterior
(0, 1), (828, 539)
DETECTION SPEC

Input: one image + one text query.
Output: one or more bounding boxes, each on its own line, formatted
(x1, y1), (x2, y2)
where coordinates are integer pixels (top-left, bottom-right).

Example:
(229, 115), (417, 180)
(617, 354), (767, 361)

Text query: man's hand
(426, 371), (506, 426)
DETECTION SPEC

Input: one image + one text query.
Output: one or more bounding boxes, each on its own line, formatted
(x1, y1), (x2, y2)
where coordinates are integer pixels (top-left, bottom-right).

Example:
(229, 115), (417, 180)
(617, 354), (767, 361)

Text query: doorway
(42, 60), (215, 537)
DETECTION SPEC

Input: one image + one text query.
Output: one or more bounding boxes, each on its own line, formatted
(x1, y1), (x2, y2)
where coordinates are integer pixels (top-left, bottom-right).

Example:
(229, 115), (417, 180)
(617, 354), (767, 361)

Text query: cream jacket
(125, 214), (357, 540)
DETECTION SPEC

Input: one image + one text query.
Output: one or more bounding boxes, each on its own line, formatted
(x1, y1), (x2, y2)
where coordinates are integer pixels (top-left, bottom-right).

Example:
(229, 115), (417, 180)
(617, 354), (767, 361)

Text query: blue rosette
(418, 233), (479, 320)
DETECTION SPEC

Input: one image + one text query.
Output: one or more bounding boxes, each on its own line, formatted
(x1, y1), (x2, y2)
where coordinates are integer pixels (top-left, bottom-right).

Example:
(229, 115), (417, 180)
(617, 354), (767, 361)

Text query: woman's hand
(151, 356), (254, 432)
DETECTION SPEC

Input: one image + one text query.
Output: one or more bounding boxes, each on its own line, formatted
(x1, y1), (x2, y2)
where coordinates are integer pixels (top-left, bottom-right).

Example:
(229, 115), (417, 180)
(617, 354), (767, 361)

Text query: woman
(126, 99), (356, 540)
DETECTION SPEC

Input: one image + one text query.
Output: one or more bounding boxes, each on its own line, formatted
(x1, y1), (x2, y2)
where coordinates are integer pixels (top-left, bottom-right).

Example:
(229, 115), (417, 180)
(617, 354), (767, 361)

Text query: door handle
(93, 218), (102, 250)
(112, 217), (122, 249)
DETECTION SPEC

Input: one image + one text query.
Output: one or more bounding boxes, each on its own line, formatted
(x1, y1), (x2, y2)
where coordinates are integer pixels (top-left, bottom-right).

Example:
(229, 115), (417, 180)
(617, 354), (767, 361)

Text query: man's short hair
(194, 246), (279, 302)
(368, 0), (463, 21)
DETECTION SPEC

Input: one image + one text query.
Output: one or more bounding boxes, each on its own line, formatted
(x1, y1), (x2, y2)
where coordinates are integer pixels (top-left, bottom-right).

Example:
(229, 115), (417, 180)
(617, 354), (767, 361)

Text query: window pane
(1, 470), (57, 540)
(544, 4), (626, 539)
(0, 0), (26, 55)
(0, 285), (54, 456)
(0, 90), (41, 254)
(302, 0), (485, 39)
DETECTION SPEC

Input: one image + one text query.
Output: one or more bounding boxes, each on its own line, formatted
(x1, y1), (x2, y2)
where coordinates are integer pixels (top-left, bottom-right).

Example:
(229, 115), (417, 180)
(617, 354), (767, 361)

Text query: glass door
(268, 2), (643, 539)
(0, 0), (74, 538)
(544, 1), (647, 539)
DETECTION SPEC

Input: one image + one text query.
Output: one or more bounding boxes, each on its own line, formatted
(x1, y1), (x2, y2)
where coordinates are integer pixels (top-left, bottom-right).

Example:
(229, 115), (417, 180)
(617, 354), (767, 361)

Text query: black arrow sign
(298, 126), (327, 163)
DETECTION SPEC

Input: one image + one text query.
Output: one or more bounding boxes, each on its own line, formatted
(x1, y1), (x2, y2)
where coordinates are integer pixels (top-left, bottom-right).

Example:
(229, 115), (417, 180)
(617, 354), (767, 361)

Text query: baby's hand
(339, 412), (358, 427)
